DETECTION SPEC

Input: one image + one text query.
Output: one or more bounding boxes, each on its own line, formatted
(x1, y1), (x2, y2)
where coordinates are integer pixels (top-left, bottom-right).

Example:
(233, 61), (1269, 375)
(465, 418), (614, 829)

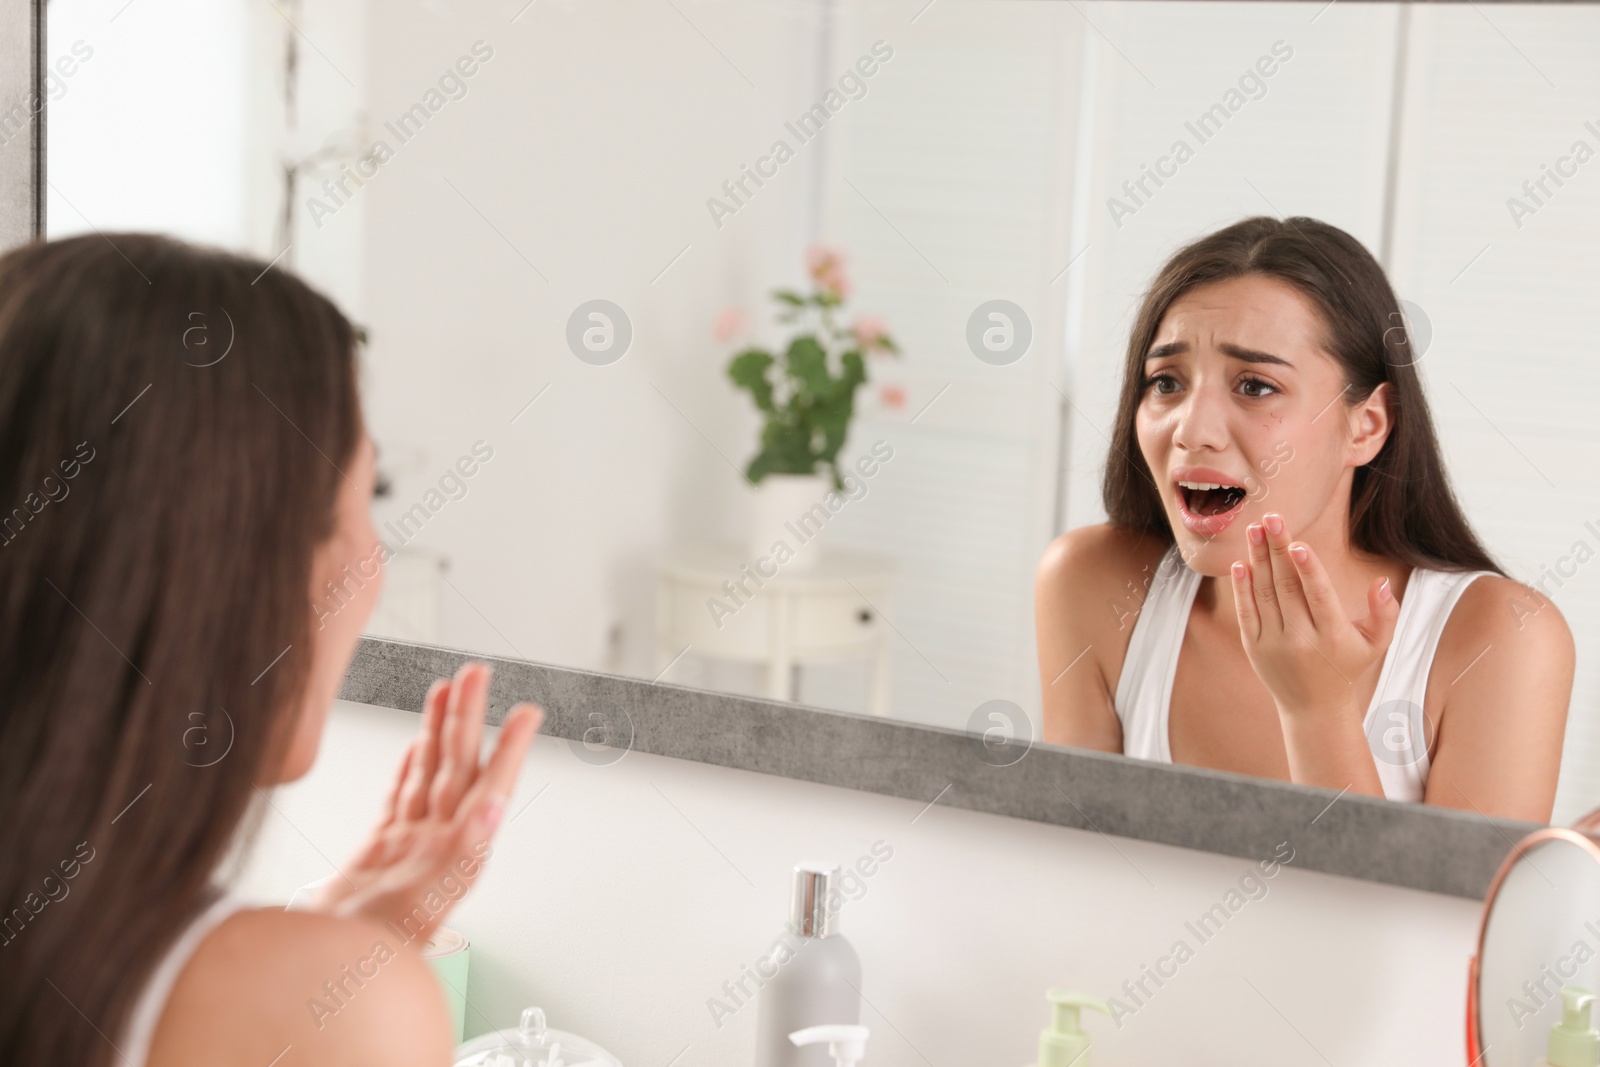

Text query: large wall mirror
(39, 0), (1600, 848)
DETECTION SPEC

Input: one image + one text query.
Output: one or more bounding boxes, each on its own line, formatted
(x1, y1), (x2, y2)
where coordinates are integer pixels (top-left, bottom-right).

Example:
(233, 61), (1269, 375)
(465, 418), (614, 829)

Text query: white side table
(656, 543), (896, 716)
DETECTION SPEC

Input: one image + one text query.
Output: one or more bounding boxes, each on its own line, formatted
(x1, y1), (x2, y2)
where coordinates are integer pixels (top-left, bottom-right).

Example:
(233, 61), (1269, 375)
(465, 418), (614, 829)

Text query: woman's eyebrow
(1219, 341), (1293, 367)
(1142, 340), (1293, 368)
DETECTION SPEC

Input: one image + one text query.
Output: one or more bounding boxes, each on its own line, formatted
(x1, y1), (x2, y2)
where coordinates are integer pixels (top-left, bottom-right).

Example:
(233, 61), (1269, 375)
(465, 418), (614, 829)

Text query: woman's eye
(1239, 377), (1278, 398)
(1145, 373), (1180, 395)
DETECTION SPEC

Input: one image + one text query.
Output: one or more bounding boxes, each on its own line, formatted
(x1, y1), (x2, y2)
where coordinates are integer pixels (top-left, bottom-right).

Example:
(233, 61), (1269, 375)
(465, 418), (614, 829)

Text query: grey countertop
(342, 635), (1533, 899)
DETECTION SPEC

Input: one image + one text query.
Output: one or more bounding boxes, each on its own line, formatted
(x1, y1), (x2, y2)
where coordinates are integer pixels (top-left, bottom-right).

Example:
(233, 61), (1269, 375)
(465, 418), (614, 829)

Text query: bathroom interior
(18, 0), (1600, 1062)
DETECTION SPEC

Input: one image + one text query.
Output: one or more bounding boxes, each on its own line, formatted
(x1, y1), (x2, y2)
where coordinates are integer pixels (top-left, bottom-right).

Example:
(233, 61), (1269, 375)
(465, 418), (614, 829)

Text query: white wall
(803, 2), (1083, 731)
(352, 1), (829, 697)
(238, 700), (1483, 1066)
(46, 0), (250, 247)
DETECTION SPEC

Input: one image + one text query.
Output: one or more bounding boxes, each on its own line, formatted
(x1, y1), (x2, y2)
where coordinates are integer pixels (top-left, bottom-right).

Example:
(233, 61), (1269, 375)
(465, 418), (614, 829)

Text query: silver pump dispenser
(790, 864), (840, 939)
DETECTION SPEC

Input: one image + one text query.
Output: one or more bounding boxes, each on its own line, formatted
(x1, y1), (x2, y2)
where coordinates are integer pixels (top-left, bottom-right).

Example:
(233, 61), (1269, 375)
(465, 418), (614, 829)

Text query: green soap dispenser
(1542, 986), (1600, 1067)
(1030, 988), (1112, 1067)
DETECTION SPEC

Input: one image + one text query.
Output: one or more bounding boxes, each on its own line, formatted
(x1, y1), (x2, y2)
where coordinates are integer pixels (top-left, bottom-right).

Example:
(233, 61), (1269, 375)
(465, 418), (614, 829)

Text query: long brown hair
(0, 234), (362, 1063)
(1101, 214), (1502, 576)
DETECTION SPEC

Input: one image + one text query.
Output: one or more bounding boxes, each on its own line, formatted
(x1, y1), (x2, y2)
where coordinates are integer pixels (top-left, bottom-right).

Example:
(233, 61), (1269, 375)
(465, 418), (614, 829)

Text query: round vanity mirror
(1472, 818), (1600, 1067)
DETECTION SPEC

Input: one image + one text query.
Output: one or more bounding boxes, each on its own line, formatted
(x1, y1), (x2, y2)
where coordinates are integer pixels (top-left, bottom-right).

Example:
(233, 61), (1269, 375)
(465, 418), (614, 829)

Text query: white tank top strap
(121, 885), (253, 1067)
(1112, 545), (1201, 764)
(1110, 542), (1495, 802)
(1364, 564), (1497, 802)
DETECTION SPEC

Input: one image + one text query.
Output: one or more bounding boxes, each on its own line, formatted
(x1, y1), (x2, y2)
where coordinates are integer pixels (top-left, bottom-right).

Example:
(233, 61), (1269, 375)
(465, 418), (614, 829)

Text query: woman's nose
(1171, 388), (1230, 453)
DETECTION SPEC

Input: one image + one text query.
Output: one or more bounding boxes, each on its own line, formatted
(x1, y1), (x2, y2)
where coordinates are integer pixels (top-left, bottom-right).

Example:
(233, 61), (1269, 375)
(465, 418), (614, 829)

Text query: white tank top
(120, 887), (253, 1067)
(1113, 544), (1495, 802)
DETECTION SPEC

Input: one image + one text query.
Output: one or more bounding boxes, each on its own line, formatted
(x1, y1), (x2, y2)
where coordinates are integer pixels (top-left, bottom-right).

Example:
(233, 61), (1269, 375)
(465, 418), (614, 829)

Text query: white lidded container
(452, 1007), (622, 1067)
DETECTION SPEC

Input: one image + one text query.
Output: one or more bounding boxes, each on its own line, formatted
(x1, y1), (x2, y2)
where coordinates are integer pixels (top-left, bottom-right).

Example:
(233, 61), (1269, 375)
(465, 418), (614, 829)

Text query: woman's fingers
(457, 664), (488, 796)
(1261, 513), (1315, 631)
(399, 678), (451, 820)
(315, 685), (545, 936)
(1246, 522), (1281, 628)
(1355, 574), (1401, 651)
(433, 667), (468, 810)
(378, 738), (417, 830)
(1230, 560), (1260, 643)
(433, 662), (489, 818)
(412, 703), (541, 924)
(1283, 538), (1341, 633)
(461, 703), (544, 834)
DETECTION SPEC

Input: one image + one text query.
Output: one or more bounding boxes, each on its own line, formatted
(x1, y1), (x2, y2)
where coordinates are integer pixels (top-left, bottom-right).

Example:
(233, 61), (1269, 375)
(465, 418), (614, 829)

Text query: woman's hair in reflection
(1102, 215), (1502, 575)
(0, 234), (362, 1064)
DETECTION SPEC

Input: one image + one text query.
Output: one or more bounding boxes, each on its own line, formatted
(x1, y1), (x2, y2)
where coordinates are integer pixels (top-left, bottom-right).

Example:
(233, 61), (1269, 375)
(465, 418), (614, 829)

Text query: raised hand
(302, 661), (543, 940)
(1229, 512), (1400, 721)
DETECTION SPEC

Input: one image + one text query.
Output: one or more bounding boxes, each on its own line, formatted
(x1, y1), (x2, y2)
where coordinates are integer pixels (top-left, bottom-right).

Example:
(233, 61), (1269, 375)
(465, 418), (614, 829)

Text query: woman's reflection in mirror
(1035, 215), (1572, 823)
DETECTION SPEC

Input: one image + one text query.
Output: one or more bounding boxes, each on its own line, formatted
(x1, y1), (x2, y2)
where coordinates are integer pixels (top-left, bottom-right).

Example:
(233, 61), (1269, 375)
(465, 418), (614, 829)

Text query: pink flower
(804, 245), (851, 300)
(853, 315), (890, 352)
(713, 306), (748, 344)
(879, 384), (907, 410)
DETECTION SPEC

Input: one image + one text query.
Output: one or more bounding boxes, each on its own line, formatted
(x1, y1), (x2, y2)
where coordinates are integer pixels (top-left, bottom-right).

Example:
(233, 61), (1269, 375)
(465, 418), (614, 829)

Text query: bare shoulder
(1035, 523), (1170, 601)
(1425, 573), (1573, 821)
(1430, 571), (1575, 728)
(1035, 523), (1171, 704)
(1437, 573), (1575, 672)
(149, 906), (454, 1067)
(1035, 523), (1171, 635)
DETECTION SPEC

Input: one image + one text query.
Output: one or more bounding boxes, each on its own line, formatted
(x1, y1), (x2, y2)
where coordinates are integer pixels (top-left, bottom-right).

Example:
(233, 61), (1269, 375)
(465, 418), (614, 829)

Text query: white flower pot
(746, 472), (831, 573)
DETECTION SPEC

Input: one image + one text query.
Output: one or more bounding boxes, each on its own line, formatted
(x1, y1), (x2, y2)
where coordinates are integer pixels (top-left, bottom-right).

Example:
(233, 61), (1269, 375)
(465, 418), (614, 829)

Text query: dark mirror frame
(10, 0), (1586, 900)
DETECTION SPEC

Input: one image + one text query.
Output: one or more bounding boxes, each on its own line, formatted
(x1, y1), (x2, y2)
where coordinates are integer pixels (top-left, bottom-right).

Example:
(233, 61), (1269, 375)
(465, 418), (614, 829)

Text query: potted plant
(720, 246), (900, 569)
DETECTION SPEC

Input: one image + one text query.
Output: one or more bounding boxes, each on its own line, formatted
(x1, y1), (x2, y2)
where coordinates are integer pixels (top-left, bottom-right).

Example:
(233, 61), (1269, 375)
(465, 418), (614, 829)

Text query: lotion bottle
(1028, 989), (1112, 1067)
(753, 864), (862, 1067)
(1538, 986), (1600, 1067)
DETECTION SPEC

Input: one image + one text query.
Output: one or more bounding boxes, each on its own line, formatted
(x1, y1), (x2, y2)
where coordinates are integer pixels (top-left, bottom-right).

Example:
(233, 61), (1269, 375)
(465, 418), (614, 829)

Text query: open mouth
(1177, 481), (1247, 518)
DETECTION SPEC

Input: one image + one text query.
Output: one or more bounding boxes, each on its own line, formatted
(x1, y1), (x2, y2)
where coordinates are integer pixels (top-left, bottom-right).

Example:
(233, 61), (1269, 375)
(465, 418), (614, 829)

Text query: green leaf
(727, 349), (776, 413)
(818, 414), (853, 465)
(784, 335), (830, 396)
(838, 351), (866, 390)
(752, 420), (817, 478)
(739, 273), (881, 485)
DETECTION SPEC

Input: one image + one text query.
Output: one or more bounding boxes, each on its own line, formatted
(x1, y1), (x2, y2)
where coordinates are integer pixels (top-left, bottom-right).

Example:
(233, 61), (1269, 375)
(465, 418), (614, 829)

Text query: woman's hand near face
(1229, 512), (1398, 794)
(302, 661), (543, 938)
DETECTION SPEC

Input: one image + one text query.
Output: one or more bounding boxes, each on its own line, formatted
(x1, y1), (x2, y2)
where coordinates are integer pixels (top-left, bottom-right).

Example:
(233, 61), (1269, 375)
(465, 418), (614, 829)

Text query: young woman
(0, 234), (544, 1065)
(1035, 216), (1572, 823)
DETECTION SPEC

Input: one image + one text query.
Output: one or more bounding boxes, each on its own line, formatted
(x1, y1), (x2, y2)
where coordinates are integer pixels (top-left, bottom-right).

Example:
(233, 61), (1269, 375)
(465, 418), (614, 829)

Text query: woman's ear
(1347, 381), (1392, 466)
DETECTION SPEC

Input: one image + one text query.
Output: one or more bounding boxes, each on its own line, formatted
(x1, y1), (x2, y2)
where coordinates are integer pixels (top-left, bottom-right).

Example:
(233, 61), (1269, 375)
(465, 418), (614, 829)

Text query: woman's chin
(1172, 530), (1246, 577)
